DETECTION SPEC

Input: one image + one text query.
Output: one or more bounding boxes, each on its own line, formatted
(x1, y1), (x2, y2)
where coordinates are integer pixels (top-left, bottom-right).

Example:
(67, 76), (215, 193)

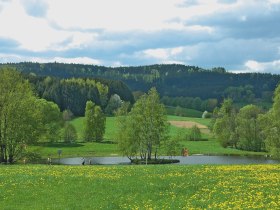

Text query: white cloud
(47, 0), (187, 31)
(0, 0), (280, 73)
(0, 53), (101, 65)
(49, 57), (101, 65)
(0, 0), (68, 51)
(139, 46), (187, 64)
(232, 59), (280, 74)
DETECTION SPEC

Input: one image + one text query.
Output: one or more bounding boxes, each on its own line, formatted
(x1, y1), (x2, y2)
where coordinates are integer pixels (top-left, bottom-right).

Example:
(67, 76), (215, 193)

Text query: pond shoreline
(50, 155), (280, 165)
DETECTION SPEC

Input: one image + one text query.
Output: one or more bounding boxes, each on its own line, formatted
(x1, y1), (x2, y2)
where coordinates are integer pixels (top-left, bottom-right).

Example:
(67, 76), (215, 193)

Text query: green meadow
(28, 115), (266, 159)
(1, 164), (279, 209)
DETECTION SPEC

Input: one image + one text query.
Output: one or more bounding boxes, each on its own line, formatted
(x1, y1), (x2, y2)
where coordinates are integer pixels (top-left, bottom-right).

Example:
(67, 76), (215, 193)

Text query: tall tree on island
(116, 88), (169, 160)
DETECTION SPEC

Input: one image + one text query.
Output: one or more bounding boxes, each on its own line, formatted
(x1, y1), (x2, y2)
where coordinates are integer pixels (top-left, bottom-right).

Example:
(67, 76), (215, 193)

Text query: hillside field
(1, 164), (279, 209)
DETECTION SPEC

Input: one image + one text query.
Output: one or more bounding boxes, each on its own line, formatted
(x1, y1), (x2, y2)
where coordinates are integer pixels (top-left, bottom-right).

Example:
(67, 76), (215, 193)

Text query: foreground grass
(0, 164), (279, 209)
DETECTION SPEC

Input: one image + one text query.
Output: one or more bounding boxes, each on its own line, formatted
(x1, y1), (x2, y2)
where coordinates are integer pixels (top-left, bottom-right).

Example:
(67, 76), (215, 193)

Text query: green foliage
(63, 123), (77, 143)
(105, 94), (123, 115)
(35, 99), (62, 142)
(22, 151), (42, 163)
(62, 109), (74, 121)
(164, 138), (182, 157)
(25, 74), (134, 116)
(261, 84), (280, 158)
(236, 105), (263, 151)
(84, 101), (106, 142)
(94, 106), (106, 142)
(202, 111), (211, 118)
(84, 101), (96, 142)
(0, 68), (42, 163)
(223, 85), (255, 103)
(165, 106), (202, 118)
(116, 88), (169, 160)
(213, 99), (238, 148)
(3, 63), (278, 107)
(188, 125), (202, 141)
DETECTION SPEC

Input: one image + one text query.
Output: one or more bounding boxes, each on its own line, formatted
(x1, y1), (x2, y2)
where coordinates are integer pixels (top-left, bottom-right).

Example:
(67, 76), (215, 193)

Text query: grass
(70, 116), (117, 141)
(167, 115), (211, 126)
(29, 142), (120, 159)
(71, 115), (211, 141)
(0, 164), (279, 209)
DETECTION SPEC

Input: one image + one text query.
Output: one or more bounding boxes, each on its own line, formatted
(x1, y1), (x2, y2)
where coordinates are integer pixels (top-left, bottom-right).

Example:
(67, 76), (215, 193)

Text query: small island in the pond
(131, 158), (180, 165)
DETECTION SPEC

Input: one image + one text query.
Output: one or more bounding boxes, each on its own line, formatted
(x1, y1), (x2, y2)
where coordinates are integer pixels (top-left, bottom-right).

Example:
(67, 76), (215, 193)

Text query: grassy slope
(1, 164), (279, 209)
(29, 115), (266, 158)
(70, 116), (117, 141)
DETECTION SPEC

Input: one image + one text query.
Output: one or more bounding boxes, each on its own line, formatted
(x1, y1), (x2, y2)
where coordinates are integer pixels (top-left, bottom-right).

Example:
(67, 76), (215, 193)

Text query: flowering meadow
(0, 164), (279, 209)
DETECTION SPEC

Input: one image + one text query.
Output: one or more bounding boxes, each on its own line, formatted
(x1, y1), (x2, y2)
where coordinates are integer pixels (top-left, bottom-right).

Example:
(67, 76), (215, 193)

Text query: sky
(0, 0), (280, 73)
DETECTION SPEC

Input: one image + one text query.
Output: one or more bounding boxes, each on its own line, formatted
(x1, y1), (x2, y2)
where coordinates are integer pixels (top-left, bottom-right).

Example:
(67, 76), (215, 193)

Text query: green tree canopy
(0, 68), (41, 163)
(236, 105), (263, 151)
(116, 88), (169, 160)
(261, 84), (280, 158)
(84, 101), (106, 142)
(213, 99), (238, 148)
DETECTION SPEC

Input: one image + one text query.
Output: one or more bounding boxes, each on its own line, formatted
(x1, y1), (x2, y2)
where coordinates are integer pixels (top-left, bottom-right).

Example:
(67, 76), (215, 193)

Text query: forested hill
(23, 75), (134, 116)
(2, 62), (280, 101)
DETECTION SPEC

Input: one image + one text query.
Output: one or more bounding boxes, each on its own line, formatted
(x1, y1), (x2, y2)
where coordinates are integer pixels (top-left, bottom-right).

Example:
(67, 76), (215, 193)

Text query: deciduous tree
(0, 68), (41, 163)
(236, 105), (263, 151)
(116, 88), (169, 160)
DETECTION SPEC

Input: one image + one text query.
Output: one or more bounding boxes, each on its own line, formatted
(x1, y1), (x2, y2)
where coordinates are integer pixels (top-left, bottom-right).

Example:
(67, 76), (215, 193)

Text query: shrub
(188, 125), (202, 141)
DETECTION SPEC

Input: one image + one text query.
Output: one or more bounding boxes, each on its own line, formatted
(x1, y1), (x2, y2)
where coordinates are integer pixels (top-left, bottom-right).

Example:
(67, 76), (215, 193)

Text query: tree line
(26, 74), (134, 116)
(1, 62), (278, 106)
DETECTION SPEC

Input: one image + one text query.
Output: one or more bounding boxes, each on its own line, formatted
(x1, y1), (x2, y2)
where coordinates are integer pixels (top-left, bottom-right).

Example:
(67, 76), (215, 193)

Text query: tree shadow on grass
(97, 140), (117, 144)
(33, 142), (85, 148)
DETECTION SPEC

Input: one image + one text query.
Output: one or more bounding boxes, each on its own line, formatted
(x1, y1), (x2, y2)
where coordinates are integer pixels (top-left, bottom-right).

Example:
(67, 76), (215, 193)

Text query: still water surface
(53, 155), (280, 165)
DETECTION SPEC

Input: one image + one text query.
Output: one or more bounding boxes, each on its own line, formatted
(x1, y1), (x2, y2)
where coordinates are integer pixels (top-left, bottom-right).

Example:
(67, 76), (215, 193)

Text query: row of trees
(213, 84), (280, 157)
(161, 96), (218, 112)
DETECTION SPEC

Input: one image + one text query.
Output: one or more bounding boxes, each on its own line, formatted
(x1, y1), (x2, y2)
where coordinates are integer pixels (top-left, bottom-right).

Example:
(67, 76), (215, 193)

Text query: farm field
(29, 115), (267, 159)
(0, 164), (279, 209)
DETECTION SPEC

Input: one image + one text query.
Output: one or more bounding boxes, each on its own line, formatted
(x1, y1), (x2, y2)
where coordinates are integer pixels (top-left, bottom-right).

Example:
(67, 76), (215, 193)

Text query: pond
(52, 155), (280, 165)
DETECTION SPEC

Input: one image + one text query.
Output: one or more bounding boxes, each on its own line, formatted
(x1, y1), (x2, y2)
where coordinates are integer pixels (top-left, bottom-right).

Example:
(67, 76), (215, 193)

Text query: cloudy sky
(0, 0), (280, 73)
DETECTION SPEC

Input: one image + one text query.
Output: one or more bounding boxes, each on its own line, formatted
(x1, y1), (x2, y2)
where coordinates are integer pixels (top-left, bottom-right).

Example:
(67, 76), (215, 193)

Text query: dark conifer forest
(1, 62), (279, 112)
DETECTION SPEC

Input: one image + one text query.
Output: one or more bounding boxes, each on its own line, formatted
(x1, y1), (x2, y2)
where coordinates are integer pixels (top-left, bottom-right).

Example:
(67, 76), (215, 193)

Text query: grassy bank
(1, 164), (279, 209)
